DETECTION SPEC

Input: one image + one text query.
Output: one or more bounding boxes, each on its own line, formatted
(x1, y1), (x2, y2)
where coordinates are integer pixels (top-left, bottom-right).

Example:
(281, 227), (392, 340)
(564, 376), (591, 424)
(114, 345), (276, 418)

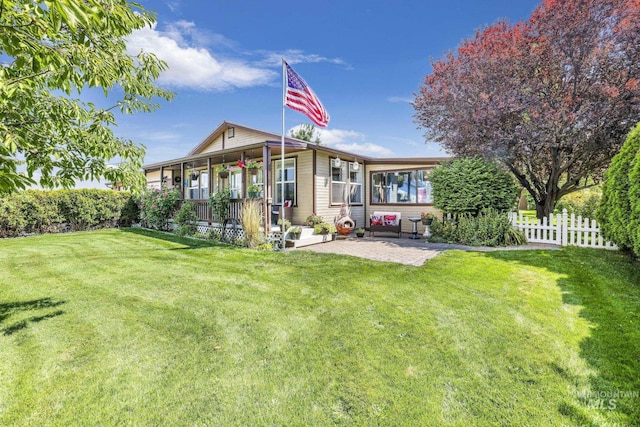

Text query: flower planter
(356, 232), (365, 238)
(421, 218), (433, 226)
(218, 171), (229, 179)
(289, 232), (301, 240)
(248, 168), (259, 176)
(248, 190), (260, 199)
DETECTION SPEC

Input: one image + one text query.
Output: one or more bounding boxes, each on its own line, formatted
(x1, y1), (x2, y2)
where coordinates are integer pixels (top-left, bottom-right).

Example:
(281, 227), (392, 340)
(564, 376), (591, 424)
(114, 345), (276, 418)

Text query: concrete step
(284, 226), (335, 248)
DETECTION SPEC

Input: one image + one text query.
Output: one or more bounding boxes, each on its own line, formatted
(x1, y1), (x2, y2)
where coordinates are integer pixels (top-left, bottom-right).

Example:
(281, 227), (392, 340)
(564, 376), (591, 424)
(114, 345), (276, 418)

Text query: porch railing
(186, 198), (266, 225)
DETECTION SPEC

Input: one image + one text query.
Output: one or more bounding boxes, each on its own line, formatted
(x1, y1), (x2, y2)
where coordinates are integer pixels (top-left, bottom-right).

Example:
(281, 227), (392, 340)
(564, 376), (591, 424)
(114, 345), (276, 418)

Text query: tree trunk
(535, 193), (558, 219)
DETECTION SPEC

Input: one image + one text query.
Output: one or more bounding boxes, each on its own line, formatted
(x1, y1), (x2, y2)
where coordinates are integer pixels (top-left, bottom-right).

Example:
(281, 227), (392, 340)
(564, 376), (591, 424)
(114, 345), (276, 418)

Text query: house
(143, 121), (446, 235)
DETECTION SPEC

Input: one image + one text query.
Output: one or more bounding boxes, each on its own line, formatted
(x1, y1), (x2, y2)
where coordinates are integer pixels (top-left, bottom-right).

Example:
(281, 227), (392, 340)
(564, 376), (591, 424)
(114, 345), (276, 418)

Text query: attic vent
(227, 127), (235, 138)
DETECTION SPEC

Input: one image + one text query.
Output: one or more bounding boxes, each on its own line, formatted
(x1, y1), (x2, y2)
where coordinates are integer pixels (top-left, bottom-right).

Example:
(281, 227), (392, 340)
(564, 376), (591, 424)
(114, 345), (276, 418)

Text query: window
(200, 172), (209, 199)
(274, 158), (295, 205)
(331, 159), (363, 204)
(227, 127), (235, 138)
(371, 169), (433, 204)
(187, 172), (210, 199)
(229, 168), (242, 199)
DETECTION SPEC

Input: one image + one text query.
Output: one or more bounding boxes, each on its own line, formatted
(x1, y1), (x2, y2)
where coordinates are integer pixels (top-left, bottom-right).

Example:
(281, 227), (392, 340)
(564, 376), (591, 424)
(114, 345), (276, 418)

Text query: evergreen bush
(430, 157), (520, 216)
(598, 123), (640, 255)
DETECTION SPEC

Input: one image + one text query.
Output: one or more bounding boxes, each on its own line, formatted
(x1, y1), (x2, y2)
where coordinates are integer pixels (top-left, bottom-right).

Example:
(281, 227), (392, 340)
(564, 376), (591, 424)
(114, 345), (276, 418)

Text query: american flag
(285, 61), (330, 127)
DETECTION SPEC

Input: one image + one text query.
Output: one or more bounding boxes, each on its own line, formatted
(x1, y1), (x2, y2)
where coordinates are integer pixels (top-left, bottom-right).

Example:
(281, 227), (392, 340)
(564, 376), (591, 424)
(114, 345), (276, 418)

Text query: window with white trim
(331, 159), (363, 204)
(188, 171), (209, 199)
(229, 168), (242, 199)
(274, 158), (295, 205)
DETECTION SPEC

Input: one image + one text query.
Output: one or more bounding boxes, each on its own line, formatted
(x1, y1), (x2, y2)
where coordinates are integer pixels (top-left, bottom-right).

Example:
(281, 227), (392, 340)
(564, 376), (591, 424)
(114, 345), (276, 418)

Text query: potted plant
(355, 227), (365, 238)
(216, 165), (230, 179)
(420, 212), (435, 225)
(247, 184), (261, 198)
(305, 213), (323, 227)
(277, 218), (291, 231)
(238, 159), (262, 175)
(288, 226), (302, 240)
(314, 222), (336, 235)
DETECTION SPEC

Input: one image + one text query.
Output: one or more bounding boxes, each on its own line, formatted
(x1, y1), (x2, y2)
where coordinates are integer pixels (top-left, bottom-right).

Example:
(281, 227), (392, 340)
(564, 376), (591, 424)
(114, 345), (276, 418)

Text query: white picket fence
(508, 209), (617, 250)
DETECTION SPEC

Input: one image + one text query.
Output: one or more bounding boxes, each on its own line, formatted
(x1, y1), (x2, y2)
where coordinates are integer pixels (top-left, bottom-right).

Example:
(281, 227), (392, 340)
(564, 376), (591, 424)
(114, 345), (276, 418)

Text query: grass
(0, 228), (638, 426)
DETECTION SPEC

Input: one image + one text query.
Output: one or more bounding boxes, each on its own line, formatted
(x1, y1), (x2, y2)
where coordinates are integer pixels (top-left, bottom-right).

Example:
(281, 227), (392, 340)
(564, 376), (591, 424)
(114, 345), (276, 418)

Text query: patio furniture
(369, 211), (402, 238)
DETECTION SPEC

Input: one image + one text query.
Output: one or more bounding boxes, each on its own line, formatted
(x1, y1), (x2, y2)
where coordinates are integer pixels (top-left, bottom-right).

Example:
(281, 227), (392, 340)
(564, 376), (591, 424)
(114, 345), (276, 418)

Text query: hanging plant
(238, 159), (262, 175)
(216, 165), (230, 179)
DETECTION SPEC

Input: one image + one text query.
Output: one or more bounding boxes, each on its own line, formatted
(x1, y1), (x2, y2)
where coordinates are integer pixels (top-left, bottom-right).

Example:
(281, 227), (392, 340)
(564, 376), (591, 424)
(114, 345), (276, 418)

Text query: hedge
(429, 157), (520, 215)
(0, 189), (136, 238)
(598, 123), (640, 256)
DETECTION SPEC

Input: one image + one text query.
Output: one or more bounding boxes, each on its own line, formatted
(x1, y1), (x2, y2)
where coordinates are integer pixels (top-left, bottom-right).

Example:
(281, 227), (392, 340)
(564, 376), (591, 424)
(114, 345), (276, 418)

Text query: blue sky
(114, 0), (541, 166)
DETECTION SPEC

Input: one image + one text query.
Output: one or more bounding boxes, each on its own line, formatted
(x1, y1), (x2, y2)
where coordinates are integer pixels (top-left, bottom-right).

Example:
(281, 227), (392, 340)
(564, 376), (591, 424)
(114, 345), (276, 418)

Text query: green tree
(430, 157), (520, 216)
(290, 124), (321, 144)
(598, 123), (640, 255)
(0, 0), (174, 195)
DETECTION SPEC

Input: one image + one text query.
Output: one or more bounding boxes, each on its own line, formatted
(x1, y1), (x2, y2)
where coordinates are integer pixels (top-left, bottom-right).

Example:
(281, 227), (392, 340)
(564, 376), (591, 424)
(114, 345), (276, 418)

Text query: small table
(408, 216), (421, 239)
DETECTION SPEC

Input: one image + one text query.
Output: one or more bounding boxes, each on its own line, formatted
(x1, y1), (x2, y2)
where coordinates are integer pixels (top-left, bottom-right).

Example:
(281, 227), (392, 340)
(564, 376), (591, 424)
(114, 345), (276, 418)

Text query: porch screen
(274, 158), (295, 205)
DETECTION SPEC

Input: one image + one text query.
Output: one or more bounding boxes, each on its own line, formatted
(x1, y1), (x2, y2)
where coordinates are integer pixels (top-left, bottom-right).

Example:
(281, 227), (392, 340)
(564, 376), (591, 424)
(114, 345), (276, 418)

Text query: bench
(369, 211), (402, 238)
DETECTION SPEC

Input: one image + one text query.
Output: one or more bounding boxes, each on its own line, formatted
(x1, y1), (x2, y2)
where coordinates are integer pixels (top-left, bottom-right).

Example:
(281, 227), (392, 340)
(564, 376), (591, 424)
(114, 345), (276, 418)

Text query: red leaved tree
(413, 0), (640, 218)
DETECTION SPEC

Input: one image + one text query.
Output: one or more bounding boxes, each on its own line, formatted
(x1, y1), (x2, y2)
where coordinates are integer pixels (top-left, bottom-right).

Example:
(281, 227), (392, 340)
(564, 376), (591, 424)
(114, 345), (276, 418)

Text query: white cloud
(290, 127), (393, 157)
(387, 96), (412, 103)
(257, 49), (351, 69)
(126, 23), (277, 91)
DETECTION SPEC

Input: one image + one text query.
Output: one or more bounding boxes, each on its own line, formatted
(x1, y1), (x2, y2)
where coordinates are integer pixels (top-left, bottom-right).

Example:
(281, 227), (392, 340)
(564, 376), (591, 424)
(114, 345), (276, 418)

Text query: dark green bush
(598, 123), (640, 255)
(119, 194), (141, 227)
(430, 209), (526, 247)
(0, 189), (133, 238)
(430, 157), (520, 215)
(174, 201), (198, 237)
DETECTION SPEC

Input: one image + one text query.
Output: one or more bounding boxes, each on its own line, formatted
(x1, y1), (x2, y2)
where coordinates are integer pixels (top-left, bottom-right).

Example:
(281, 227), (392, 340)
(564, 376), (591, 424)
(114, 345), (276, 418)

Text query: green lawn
(1, 229), (638, 426)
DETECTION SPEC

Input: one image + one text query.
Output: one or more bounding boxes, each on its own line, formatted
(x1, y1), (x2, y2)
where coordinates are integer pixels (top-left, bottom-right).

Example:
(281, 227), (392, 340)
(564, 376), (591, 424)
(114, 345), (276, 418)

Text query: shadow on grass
(485, 248), (640, 424)
(122, 227), (237, 251)
(0, 297), (66, 336)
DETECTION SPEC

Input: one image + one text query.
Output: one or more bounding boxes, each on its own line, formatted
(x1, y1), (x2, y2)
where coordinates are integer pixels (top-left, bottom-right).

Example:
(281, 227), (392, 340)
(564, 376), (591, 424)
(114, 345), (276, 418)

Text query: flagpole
(281, 58), (286, 250)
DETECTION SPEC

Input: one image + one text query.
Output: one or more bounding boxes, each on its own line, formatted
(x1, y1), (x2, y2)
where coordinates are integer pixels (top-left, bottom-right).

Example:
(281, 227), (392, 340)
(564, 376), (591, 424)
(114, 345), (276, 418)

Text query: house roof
(143, 120), (449, 170)
(187, 121), (309, 156)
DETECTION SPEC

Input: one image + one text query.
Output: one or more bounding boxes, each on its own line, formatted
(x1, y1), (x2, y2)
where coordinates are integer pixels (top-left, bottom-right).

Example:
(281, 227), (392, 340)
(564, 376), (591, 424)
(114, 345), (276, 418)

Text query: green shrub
(209, 189), (231, 224)
(430, 209), (526, 247)
(173, 201), (198, 237)
(0, 189), (133, 237)
(430, 157), (520, 216)
(314, 222), (336, 234)
(119, 194), (141, 226)
(598, 123), (640, 255)
(555, 188), (602, 219)
(139, 187), (181, 231)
